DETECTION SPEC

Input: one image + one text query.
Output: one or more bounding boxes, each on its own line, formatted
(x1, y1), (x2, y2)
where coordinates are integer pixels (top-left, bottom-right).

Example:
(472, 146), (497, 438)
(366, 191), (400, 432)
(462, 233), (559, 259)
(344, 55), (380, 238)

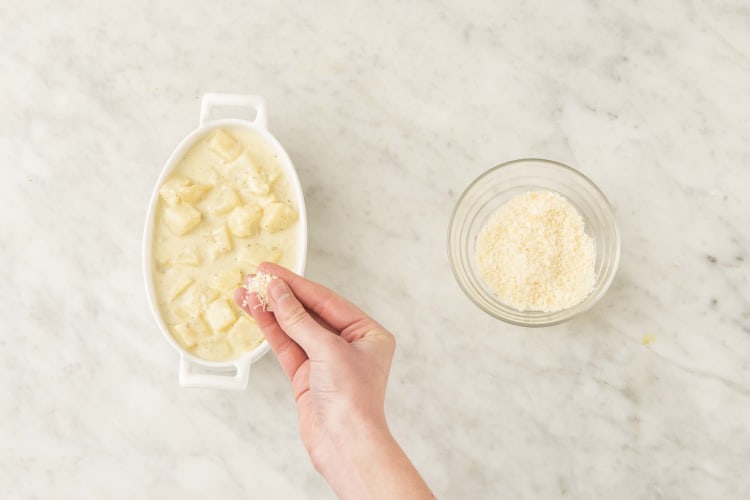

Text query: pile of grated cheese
(475, 190), (595, 312)
(243, 270), (277, 311)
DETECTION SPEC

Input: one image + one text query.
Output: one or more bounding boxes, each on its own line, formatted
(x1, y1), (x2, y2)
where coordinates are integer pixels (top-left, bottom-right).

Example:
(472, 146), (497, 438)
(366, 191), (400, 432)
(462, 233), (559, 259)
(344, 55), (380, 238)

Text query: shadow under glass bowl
(448, 158), (620, 327)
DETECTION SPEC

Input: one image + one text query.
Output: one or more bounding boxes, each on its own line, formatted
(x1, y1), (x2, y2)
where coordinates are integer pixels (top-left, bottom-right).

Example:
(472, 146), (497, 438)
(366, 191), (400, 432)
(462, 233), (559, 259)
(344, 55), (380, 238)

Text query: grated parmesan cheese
(243, 270), (277, 311)
(475, 190), (595, 312)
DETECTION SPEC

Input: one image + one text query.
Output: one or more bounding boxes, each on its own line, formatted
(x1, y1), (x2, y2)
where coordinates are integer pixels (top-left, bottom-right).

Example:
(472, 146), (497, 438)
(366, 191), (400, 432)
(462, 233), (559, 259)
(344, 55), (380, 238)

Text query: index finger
(234, 286), (307, 382)
(258, 262), (373, 332)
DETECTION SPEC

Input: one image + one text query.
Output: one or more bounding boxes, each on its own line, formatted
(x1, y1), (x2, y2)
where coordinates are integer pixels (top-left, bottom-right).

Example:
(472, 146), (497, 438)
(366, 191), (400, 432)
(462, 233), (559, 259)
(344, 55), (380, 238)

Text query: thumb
(268, 278), (337, 356)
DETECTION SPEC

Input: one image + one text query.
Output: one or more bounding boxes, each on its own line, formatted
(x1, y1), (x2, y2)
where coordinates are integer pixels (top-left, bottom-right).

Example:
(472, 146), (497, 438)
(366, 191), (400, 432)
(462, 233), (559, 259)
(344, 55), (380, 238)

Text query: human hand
(235, 262), (395, 467)
(234, 263), (434, 500)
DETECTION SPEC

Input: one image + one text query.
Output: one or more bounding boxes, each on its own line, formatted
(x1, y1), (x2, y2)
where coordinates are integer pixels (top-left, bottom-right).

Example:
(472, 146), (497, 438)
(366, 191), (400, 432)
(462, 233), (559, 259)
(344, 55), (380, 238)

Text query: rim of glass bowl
(447, 158), (621, 327)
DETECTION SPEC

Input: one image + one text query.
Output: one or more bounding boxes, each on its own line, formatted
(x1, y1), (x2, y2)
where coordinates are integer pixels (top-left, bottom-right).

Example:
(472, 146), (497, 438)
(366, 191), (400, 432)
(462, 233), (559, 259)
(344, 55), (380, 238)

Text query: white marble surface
(1, 0), (749, 498)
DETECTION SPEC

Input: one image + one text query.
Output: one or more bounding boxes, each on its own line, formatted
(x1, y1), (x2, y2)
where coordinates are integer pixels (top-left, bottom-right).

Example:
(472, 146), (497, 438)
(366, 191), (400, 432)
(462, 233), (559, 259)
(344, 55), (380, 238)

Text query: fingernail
(268, 279), (289, 302)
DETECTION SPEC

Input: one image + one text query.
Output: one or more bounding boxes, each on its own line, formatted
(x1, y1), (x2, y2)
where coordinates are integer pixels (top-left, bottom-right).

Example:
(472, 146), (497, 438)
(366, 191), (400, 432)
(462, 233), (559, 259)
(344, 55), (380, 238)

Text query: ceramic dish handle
(178, 356), (251, 391)
(199, 93), (268, 129)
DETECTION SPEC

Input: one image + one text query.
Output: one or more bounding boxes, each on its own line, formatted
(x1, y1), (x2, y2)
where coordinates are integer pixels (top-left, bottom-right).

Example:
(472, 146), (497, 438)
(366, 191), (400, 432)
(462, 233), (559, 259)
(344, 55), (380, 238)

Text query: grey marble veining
(1, 0), (749, 498)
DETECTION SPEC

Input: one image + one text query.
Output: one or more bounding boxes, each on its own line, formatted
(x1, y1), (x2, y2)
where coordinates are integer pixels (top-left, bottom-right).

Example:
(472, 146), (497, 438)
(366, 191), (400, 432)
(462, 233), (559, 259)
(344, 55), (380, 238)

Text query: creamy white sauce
(152, 126), (298, 361)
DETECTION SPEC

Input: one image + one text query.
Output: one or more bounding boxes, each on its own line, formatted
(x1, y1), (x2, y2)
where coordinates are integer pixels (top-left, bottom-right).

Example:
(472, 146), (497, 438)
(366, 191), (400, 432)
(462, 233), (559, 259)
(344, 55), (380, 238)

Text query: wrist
(313, 420), (433, 500)
(316, 426), (398, 500)
(312, 414), (393, 475)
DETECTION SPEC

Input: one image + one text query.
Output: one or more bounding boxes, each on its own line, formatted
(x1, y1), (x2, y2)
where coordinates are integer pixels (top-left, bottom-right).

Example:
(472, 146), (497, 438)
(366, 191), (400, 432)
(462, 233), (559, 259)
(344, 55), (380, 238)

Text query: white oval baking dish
(142, 93), (307, 390)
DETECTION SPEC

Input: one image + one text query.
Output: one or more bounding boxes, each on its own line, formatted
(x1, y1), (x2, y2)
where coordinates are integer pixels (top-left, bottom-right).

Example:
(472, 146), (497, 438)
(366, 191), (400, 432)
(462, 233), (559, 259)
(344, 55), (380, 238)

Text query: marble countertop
(2, 1), (749, 498)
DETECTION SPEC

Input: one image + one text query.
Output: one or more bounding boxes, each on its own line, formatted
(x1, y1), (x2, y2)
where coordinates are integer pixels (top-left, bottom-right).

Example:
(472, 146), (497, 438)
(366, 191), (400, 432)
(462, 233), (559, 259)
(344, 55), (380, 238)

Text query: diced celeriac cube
(228, 316), (264, 352)
(227, 205), (262, 237)
(209, 129), (242, 162)
(264, 164), (280, 183)
(229, 153), (270, 197)
(204, 184), (240, 216)
(172, 318), (209, 348)
(264, 245), (283, 263)
(236, 244), (283, 272)
(256, 194), (280, 209)
(208, 267), (243, 293)
(164, 203), (202, 236)
(155, 254), (172, 272)
(169, 277), (194, 301)
(178, 183), (211, 203)
(159, 176), (192, 206)
(174, 247), (200, 266)
(261, 202), (297, 233)
(244, 172), (270, 196)
(208, 224), (232, 259)
(174, 286), (219, 320)
(204, 298), (236, 332)
(227, 152), (258, 172)
(236, 247), (260, 272)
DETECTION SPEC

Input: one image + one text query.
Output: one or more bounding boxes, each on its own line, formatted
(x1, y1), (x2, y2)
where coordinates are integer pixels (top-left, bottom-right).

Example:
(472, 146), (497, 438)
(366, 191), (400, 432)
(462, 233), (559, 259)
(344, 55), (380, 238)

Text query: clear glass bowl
(448, 158), (620, 327)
